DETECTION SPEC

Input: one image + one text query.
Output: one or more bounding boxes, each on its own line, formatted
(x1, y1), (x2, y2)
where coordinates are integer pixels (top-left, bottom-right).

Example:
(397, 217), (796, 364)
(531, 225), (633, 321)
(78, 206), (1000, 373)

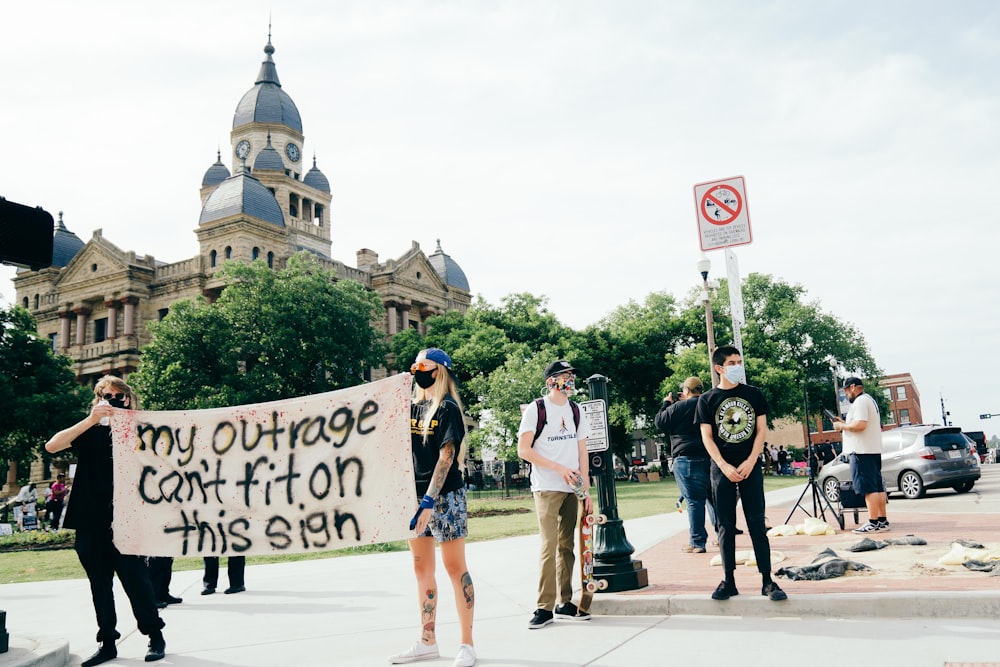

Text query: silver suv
(821, 425), (981, 501)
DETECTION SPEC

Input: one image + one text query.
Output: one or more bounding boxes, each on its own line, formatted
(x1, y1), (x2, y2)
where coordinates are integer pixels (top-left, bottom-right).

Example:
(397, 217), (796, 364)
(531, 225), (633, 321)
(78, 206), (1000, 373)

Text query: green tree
(132, 253), (388, 410)
(0, 306), (89, 479)
(676, 273), (884, 425)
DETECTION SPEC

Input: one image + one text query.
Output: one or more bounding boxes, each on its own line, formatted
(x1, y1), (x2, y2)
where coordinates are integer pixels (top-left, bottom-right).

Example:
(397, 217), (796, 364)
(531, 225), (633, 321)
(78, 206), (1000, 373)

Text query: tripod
(782, 444), (843, 529)
(783, 381), (843, 529)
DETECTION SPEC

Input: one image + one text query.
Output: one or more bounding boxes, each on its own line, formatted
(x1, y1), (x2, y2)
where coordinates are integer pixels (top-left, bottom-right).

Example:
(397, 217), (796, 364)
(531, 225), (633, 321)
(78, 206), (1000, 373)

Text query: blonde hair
(412, 350), (467, 468)
(92, 376), (139, 410)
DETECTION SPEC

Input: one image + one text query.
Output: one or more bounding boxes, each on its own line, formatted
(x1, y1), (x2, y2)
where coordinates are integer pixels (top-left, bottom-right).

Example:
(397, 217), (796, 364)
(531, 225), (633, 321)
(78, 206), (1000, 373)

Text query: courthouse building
(12, 37), (472, 385)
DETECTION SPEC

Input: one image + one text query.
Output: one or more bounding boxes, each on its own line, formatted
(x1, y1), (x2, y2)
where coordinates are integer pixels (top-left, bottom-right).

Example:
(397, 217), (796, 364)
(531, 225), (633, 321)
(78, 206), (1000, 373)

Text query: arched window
(225, 246), (232, 260)
(22, 297), (28, 308)
(210, 249), (218, 267)
(33, 294), (40, 309)
(252, 247), (260, 261)
(267, 252), (275, 268)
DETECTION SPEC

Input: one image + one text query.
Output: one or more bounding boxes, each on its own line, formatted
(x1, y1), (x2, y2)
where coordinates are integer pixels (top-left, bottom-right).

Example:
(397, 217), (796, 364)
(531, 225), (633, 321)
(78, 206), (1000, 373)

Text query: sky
(2, 0), (999, 438)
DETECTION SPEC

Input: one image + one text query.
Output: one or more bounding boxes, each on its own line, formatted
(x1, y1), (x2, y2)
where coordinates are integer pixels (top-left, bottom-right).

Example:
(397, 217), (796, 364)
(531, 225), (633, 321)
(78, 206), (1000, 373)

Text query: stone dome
(198, 170), (284, 227)
(303, 156), (330, 193)
(232, 39), (302, 133)
(202, 150), (231, 187)
(428, 240), (469, 292)
(51, 211), (85, 267)
(253, 133), (285, 172)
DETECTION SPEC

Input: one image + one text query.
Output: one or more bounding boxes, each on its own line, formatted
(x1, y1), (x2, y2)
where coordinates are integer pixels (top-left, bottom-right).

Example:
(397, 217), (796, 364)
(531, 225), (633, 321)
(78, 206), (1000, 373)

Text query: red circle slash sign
(700, 185), (743, 226)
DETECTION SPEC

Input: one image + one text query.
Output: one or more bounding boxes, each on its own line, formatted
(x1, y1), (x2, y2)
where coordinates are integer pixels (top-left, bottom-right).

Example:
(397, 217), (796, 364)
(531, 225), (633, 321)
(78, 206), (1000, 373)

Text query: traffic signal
(0, 197), (54, 270)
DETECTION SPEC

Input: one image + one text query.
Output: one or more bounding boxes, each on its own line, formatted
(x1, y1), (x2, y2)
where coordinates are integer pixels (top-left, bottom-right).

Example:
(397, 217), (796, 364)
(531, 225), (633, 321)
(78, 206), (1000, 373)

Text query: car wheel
(952, 481), (975, 494)
(899, 470), (925, 499)
(822, 477), (840, 503)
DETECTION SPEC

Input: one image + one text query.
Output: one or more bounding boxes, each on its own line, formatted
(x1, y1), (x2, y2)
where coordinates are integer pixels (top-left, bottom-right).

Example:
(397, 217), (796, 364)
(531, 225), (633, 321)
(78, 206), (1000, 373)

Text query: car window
(881, 431), (902, 454)
(925, 432), (967, 450)
(900, 431), (919, 449)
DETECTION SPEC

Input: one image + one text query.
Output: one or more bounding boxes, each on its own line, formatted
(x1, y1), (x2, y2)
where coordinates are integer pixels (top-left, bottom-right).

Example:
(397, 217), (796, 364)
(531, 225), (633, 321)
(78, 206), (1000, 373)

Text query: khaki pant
(533, 490), (578, 610)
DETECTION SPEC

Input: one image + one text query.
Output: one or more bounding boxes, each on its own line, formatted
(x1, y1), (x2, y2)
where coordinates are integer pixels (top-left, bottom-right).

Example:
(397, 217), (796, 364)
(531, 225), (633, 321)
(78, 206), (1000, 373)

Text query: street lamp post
(828, 357), (840, 420)
(697, 256), (719, 388)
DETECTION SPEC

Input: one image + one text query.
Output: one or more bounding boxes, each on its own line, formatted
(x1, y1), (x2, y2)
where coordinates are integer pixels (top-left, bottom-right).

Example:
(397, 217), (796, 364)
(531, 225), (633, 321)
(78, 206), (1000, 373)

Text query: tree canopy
(0, 305), (89, 480)
(131, 253), (388, 410)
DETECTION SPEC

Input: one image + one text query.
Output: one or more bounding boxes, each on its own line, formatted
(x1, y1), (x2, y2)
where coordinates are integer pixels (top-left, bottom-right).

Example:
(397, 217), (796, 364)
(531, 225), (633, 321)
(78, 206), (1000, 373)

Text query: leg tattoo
(460, 572), (475, 609)
(420, 588), (437, 643)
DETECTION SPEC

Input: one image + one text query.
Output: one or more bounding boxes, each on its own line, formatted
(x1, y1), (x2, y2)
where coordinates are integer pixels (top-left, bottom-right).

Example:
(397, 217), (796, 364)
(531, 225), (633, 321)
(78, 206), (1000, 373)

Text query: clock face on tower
(285, 142), (300, 162)
(235, 140), (251, 160)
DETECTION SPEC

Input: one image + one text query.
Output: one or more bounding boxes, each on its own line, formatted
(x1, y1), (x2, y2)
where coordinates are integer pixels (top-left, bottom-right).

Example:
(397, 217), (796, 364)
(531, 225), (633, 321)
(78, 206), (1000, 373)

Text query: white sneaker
(389, 640), (439, 664)
(453, 643), (477, 667)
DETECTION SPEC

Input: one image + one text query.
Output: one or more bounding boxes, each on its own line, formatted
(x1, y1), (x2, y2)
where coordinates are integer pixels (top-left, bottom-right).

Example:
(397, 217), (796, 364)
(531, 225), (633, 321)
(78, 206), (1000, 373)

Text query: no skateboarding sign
(694, 175), (752, 251)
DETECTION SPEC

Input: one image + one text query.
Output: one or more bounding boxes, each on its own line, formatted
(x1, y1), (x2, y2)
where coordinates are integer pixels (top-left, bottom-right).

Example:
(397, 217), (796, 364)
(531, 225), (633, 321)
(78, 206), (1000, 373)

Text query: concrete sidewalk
(3, 483), (1000, 667)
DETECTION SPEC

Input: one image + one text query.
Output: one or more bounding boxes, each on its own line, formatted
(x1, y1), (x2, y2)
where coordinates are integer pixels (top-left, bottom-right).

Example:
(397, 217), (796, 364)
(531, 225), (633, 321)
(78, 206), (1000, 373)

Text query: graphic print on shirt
(548, 413), (577, 443)
(714, 396), (756, 445)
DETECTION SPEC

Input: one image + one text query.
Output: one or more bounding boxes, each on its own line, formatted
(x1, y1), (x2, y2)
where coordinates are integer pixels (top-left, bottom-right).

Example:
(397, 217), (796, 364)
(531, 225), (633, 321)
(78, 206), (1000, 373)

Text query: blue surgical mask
(724, 364), (743, 384)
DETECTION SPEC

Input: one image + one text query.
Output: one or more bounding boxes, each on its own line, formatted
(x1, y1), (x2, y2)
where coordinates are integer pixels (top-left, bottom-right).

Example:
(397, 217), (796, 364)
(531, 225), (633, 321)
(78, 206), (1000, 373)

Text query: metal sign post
(585, 375), (648, 593)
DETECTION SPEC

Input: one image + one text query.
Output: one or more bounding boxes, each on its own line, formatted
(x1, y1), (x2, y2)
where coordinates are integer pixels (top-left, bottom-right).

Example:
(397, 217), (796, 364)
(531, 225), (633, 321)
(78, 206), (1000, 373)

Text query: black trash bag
(847, 537), (889, 552)
(776, 548), (872, 581)
(884, 535), (927, 546)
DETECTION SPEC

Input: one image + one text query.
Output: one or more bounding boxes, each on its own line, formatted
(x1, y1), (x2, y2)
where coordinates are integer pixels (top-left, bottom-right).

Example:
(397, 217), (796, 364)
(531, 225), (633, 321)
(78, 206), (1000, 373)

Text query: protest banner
(111, 373), (416, 557)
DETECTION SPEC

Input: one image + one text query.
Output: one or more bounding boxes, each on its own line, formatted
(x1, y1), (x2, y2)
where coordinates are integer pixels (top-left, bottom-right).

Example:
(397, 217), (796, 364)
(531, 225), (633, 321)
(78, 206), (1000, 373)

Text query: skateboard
(574, 486), (607, 613)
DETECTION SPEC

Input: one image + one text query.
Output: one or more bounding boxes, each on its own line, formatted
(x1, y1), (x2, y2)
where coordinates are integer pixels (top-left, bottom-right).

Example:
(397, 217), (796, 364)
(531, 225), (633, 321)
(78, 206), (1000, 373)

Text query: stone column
(104, 299), (118, 340)
(386, 302), (398, 336)
(73, 306), (91, 346)
(121, 296), (139, 336)
(59, 310), (72, 350)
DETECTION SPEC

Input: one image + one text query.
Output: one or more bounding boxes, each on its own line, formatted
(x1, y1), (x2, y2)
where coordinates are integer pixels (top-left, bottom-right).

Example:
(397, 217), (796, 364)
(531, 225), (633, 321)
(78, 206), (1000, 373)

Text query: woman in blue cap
(390, 348), (477, 667)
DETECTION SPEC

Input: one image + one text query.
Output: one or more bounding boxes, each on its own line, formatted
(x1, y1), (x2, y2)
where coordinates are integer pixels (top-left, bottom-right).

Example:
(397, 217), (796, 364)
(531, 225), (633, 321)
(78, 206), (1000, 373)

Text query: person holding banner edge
(390, 348), (477, 667)
(44, 376), (166, 665)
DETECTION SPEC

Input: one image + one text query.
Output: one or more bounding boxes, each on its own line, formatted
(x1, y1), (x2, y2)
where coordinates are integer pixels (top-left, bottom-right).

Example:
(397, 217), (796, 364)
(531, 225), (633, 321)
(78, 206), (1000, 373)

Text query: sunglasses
(102, 392), (125, 401)
(410, 361), (438, 373)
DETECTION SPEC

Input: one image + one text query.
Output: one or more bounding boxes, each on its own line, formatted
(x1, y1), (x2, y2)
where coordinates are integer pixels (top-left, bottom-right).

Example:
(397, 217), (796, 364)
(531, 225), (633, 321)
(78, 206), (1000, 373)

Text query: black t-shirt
(63, 424), (115, 532)
(695, 383), (770, 465)
(410, 396), (466, 498)
(654, 397), (708, 458)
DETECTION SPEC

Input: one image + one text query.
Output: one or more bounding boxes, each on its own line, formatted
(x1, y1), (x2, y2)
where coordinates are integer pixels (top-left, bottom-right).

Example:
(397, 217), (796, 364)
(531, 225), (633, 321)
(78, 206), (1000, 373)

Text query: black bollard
(1, 609), (9, 653)
(586, 374), (648, 593)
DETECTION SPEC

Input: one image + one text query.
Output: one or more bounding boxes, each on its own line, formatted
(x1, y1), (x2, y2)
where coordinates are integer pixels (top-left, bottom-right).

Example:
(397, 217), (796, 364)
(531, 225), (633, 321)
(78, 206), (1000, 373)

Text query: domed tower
(428, 240), (470, 292)
(199, 33), (333, 267)
(199, 149), (232, 208)
(51, 211), (85, 268)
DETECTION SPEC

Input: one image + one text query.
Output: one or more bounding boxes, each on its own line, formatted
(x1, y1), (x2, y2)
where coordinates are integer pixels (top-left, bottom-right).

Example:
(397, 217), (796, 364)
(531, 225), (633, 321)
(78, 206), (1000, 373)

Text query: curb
(0, 635), (68, 667)
(591, 590), (1000, 619)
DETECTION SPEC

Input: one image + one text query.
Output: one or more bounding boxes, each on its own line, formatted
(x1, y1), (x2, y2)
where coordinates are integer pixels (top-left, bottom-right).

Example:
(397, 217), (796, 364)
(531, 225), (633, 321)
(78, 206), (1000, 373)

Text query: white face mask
(723, 364), (744, 384)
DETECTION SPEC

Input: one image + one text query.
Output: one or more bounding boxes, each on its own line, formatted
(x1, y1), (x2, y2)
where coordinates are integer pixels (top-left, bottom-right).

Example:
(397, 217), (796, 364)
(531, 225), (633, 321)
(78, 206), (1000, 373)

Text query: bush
(0, 529), (75, 552)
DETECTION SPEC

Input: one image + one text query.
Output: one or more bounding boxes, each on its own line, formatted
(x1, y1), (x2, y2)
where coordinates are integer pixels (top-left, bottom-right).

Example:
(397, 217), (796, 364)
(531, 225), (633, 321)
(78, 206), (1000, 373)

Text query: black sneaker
(852, 521), (882, 534)
(554, 602), (591, 621)
(528, 608), (554, 629)
(762, 582), (788, 601)
(876, 520), (891, 532)
(711, 581), (739, 600)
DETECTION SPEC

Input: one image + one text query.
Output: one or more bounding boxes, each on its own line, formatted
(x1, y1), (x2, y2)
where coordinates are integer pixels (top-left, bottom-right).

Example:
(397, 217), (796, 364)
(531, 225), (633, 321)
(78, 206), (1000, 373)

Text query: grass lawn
(0, 475), (805, 585)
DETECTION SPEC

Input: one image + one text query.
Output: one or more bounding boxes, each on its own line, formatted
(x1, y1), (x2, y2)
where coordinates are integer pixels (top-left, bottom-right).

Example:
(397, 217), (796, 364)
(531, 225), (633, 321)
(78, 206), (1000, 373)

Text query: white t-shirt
(842, 392), (882, 455)
(518, 397), (592, 492)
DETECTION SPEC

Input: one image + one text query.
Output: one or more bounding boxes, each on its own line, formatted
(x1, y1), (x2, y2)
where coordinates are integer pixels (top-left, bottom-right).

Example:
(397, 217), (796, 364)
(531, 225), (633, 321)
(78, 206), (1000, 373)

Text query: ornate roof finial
(57, 211), (66, 230)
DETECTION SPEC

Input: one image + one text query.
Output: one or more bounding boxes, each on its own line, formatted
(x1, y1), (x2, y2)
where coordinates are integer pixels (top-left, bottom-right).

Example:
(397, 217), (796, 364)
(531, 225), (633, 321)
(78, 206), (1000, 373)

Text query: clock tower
(199, 35), (333, 267)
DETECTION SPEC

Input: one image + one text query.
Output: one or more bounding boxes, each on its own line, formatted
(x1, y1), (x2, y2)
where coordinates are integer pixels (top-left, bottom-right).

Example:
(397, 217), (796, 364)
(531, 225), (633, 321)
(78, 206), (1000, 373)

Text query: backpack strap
(531, 398), (582, 447)
(531, 398), (546, 447)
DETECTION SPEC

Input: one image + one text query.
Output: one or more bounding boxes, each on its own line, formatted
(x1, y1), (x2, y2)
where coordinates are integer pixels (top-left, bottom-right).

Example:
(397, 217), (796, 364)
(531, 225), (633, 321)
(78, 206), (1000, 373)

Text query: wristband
(409, 494), (437, 530)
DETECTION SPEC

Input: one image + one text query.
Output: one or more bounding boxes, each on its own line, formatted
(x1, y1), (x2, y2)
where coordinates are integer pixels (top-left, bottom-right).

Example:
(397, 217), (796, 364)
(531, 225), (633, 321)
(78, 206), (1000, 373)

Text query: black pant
(147, 557), (174, 601)
(74, 528), (165, 642)
(710, 460), (771, 576)
(203, 556), (245, 588)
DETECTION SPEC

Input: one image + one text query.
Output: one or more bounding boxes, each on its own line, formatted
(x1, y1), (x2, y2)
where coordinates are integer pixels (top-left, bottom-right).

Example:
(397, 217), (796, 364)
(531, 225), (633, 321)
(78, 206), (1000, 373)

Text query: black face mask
(414, 369), (437, 389)
(108, 397), (128, 409)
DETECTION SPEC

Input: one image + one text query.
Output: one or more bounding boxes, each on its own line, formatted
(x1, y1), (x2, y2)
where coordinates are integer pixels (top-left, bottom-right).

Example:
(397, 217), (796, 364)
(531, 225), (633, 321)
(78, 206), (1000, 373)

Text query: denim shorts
(420, 487), (469, 542)
(850, 453), (885, 495)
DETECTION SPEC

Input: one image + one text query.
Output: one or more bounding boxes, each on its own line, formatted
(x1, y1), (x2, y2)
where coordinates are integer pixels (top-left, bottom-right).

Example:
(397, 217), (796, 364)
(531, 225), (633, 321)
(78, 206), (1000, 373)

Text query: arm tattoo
(426, 442), (456, 499)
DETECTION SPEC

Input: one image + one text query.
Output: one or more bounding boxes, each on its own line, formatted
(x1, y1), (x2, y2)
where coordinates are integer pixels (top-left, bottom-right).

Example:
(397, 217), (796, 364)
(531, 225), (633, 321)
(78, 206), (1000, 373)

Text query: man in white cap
(833, 377), (888, 533)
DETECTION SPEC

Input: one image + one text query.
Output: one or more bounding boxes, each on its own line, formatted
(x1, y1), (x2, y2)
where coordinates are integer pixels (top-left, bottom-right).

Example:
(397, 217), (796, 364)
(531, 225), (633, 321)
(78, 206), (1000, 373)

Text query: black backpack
(531, 397), (582, 446)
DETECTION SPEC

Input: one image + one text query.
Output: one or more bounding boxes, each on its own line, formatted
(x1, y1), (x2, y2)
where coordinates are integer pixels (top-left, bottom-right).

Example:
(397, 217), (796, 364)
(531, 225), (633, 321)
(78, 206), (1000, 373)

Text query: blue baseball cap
(423, 348), (453, 370)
